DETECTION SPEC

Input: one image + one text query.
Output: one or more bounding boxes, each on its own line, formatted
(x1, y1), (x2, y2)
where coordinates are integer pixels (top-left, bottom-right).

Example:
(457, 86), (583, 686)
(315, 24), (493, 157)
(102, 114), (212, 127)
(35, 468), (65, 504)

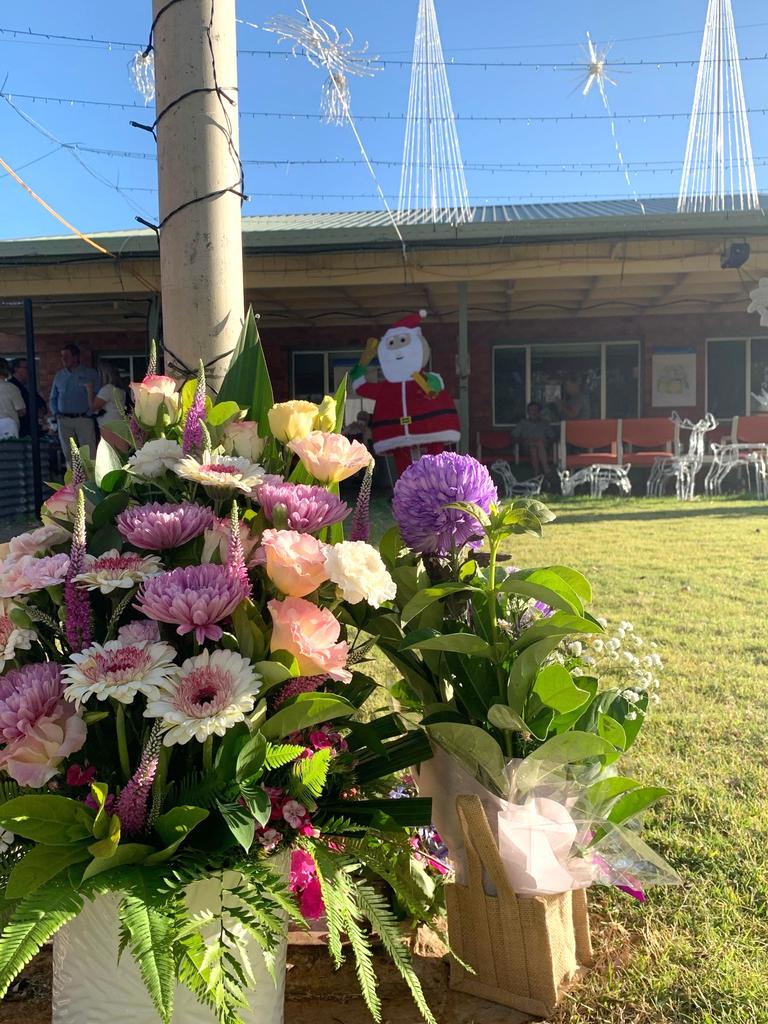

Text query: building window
(706, 338), (768, 418)
(292, 350), (370, 424)
(493, 342), (640, 425)
(98, 354), (149, 387)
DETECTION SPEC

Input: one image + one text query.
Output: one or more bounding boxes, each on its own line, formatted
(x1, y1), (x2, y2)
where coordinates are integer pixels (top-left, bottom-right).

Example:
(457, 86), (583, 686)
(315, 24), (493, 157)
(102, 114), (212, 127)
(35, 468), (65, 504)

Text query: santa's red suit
(350, 312), (461, 475)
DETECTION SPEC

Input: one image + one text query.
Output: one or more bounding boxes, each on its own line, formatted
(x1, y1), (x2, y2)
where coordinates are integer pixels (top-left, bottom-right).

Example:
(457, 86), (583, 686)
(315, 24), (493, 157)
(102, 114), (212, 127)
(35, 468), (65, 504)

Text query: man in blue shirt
(49, 344), (100, 464)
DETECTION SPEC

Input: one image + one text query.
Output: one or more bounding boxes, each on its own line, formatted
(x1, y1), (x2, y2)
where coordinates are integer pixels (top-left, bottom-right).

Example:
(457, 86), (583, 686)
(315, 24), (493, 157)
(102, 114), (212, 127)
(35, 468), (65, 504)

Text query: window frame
(492, 340), (641, 426)
(97, 352), (149, 384)
(703, 336), (768, 418)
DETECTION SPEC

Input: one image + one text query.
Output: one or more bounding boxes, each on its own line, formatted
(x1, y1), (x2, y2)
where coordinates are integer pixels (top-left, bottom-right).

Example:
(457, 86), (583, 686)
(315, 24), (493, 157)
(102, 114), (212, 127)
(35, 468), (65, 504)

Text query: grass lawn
(408, 494), (767, 1024)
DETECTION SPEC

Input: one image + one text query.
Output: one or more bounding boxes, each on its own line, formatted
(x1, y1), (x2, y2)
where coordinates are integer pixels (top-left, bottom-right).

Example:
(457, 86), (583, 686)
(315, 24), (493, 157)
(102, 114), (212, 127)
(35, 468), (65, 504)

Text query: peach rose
(268, 596), (350, 682)
(130, 374), (180, 427)
(0, 703), (86, 788)
(268, 401), (319, 443)
(41, 483), (91, 526)
(288, 431), (372, 484)
(223, 420), (265, 462)
(260, 529), (328, 598)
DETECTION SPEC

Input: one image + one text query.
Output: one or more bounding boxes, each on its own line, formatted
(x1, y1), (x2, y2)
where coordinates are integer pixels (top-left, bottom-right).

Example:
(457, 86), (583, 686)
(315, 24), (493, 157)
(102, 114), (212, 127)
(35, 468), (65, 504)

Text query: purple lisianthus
(392, 453), (498, 555)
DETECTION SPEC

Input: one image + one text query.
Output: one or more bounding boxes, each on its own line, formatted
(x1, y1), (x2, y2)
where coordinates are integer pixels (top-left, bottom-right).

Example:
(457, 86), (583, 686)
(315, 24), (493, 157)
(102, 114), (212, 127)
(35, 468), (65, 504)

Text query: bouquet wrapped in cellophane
(0, 313), (438, 1024)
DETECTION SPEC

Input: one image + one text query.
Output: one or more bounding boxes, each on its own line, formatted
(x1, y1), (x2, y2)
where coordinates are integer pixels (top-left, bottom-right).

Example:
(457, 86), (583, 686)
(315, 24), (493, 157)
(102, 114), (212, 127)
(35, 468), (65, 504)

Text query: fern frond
(0, 781), (20, 806)
(289, 747), (332, 803)
(118, 894), (177, 1024)
(171, 770), (228, 809)
(355, 884), (437, 1024)
(264, 743), (306, 770)
(0, 882), (83, 998)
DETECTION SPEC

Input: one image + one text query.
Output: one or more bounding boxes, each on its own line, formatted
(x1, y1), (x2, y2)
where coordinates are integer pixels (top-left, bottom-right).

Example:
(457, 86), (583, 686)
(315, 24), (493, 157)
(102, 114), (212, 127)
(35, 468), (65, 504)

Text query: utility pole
(151, 0), (245, 387)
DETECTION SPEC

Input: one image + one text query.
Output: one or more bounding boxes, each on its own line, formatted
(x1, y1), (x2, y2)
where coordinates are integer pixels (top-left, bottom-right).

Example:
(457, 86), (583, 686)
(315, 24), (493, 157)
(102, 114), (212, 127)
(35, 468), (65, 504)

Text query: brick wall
(1, 311), (764, 433)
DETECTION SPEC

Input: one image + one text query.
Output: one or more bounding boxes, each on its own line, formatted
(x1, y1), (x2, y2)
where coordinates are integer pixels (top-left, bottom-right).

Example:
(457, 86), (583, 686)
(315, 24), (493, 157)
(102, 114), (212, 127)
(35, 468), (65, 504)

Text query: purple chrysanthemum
(255, 482), (349, 534)
(392, 453), (498, 555)
(116, 502), (215, 550)
(134, 563), (250, 643)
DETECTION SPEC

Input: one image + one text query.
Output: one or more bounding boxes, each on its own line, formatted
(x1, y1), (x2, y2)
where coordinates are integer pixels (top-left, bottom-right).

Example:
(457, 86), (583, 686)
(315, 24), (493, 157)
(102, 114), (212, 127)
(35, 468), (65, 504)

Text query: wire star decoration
(264, 10), (380, 125)
(581, 33), (617, 96)
(747, 277), (768, 327)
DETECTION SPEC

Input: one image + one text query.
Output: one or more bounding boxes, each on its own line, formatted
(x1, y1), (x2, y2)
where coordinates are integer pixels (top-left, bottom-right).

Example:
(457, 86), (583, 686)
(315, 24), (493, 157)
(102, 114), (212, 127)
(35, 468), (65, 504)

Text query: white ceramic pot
(52, 860), (288, 1024)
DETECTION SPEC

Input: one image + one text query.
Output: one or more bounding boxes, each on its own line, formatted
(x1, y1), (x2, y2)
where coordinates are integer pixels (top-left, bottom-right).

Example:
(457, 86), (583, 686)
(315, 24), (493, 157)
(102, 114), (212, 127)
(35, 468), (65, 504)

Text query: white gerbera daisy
(0, 601), (36, 671)
(74, 550), (163, 594)
(144, 648), (262, 746)
(174, 452), (265, 495)
(323, 541), (396, 608)
(126, 439), (184, 479)
(63, 639), (177, 705)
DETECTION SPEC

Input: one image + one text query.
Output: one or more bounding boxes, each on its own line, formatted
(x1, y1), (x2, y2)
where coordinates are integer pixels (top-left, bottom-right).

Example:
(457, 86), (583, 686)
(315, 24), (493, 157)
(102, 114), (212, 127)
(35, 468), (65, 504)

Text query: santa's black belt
(374, 408), (453, 428)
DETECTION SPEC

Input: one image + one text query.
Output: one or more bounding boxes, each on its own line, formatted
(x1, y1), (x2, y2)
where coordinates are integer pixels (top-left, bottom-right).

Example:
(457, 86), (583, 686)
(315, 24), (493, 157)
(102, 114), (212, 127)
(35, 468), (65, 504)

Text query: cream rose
(130, 374), (180, 427)
(223, 420), (265, 462)
(288, 431), (372, 484)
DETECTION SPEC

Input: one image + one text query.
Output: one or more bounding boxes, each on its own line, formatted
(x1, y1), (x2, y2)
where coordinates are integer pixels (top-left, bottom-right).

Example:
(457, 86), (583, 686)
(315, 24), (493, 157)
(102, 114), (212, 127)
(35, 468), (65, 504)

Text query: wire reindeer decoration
(263, 10), (380, 125)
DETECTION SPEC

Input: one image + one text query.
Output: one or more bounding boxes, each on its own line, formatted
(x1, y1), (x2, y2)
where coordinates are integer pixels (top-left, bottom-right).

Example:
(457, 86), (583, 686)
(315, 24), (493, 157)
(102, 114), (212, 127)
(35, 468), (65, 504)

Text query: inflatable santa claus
(350, 311), (461, 475)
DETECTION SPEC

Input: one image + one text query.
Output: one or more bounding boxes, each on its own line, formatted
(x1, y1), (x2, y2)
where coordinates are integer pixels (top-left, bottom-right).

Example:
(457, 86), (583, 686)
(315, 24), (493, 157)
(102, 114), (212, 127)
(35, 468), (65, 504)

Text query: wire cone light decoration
(398, 0), (472, 225)
(678, 0), (759, 212)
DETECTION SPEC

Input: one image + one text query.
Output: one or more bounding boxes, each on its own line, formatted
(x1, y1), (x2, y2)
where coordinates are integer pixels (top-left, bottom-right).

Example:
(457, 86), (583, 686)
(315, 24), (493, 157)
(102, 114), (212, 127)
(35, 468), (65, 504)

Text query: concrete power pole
(151, 0), (245, 387)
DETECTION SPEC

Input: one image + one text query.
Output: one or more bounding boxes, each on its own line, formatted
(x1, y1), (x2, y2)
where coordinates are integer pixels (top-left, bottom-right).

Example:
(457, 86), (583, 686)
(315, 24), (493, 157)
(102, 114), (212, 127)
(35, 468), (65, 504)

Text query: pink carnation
(118, 619), (161, 644)
(116, 502), (215, 550)
(135, 563), (251, 643)
(0, 663), (86, 788)
(2, 524), (70, 561)
(0, 553), (70, 599)
(268, 597), (350, 683)
(290, 849), (325, 920)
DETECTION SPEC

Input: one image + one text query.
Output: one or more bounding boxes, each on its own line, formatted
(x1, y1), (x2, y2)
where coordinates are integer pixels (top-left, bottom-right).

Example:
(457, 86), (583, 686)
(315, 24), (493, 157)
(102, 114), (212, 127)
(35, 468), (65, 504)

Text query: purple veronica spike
(64, 489), (91, 653)
(272, 674), (327, 708)
(227, 502), (249, 589)
(349, 462), (373, 542)
(69, 439), (86, 488)
(182, 363), (207, 455)
(114, 723), (163, 837)
(392, 453), (498, 556)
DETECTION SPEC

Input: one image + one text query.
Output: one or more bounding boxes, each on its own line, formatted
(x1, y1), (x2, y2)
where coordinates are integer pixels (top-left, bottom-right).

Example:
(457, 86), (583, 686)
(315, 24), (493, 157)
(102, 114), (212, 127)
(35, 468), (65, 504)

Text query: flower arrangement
(370, 452), (676, 899)
(0, 315), (438, 1024)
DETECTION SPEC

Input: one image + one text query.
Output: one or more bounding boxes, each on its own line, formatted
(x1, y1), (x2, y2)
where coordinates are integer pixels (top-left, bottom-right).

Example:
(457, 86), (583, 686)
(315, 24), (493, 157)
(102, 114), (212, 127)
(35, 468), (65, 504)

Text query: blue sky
(1, 1), (767, 239)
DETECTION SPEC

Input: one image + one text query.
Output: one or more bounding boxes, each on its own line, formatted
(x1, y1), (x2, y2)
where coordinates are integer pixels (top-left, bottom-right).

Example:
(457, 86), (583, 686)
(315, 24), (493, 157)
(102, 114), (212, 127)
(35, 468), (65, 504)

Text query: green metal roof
(0, 197), (766, 263)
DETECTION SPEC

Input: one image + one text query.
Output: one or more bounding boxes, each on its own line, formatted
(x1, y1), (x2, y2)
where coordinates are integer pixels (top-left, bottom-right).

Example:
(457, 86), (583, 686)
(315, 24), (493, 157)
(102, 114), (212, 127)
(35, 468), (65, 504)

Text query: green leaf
(487, 704), (527, 732)
(206, 400), (241, 427)
(512, 611), (603, 653)
(90, 782), (110, 839)
(426, 722), (508, 796)
(154, 805), (209, 850)
(217, 801), (255, 852)
(6, 843), (91, 899)
(236, 733), (267, 781)
(217, 307), (274, 435)
(400, 584), (479, 625)
(507, 636), (564, 711)
(81, 843), (155, 881)
(91, 490), (130, 531)
(0, 795), (95, 844)
(583, 776), (642, 810)
(598, 713), (628, 750)
(94, 438), (123, 488)
(517, 733), (617, 790)
(400, 631), (493, 657)
(543, 565), (592, 603)
(261, 693), (355, 741)
(533, 664), (592, 714)
(443, 500), (491, 528)
(251, 660), (293, 688)
(239, 784), (271, 827)
(333, 373), (347, 432)
(379, 525), (403, 570)
(607, 786), (670, 826)
(88, 814), (121, 859)
(118, 893), (176, 1023)
(0, 883), (83, 999)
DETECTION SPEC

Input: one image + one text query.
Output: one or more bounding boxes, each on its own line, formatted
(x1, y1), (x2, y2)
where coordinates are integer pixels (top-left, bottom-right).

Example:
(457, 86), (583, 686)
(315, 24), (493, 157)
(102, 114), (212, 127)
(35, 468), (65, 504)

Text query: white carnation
(323, 541), (396, 608)
(127, 439), (184, 479)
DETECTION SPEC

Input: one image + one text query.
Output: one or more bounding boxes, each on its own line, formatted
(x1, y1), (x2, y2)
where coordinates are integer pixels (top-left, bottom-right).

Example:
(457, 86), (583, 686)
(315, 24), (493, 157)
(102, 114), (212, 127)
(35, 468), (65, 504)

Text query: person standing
(0, 359), (26, 440)
(85, 361), (129, 451)
(8, 358), (47, 438)
(49, 344), (100, 462)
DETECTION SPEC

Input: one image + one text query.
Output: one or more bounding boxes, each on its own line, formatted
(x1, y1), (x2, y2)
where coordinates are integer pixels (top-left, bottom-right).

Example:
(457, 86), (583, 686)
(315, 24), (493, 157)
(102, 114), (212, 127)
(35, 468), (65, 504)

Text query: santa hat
(391, 309), (427, 331)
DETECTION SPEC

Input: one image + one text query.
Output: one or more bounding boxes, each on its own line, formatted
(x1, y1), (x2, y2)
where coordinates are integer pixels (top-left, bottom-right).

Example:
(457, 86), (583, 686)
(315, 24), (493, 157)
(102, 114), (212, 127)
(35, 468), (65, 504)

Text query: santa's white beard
(378, 332), (425, 383)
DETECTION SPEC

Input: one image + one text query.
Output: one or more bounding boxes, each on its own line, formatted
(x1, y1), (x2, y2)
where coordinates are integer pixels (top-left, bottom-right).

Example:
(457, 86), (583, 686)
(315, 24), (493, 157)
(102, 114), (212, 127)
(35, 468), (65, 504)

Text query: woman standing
(86, 361), (128, 451)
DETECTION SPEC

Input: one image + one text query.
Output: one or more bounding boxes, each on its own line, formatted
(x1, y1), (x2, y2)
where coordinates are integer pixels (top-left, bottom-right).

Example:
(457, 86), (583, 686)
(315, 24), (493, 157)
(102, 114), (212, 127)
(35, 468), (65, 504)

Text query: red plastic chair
(561, 419), (620, 469)
(621, 418), (676, 467)
(733, 415), (768, 444)
(476, 430), (518, 466)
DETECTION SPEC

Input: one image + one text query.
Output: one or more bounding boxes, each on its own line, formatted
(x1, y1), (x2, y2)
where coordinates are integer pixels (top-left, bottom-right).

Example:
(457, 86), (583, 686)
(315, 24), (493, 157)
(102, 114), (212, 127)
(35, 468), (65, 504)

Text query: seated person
(513, 402), (552, 477)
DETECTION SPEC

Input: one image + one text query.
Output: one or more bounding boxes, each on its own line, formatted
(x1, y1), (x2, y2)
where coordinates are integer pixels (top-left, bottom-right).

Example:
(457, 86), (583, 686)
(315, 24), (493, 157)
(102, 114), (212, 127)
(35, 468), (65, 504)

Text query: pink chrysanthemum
(118, 619), (161, 644)
(255, 482), (350, 534)
(0, 553), (70, 599)
(116, 502), (215, 550)
(135, 563), (251, 643)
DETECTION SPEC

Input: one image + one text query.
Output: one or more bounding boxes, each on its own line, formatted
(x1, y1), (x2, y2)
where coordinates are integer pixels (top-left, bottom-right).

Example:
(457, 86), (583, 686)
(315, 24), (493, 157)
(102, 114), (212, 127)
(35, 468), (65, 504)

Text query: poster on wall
(651, 349), (697, 407)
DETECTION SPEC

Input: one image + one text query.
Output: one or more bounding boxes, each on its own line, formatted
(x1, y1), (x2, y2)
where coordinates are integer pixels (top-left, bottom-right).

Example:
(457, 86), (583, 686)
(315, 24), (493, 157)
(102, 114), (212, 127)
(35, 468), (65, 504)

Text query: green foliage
(260, 693), (355, 740)
(0, 882), (84, 998)
(0, 795), (95, 844)
(217, 307), (274, 435)
(118, 890), (177, 1023)
(289, 747), (333, 803)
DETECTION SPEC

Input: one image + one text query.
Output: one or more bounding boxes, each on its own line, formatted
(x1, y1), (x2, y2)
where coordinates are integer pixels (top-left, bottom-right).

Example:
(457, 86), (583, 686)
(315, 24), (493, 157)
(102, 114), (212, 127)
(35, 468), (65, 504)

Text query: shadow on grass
(548, 503), (768, 526)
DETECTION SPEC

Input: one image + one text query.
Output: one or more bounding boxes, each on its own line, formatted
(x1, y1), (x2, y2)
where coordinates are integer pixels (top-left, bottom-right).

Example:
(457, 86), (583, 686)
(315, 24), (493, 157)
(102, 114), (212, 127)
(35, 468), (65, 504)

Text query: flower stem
(203, 736), (214, 772)
(115, 702), (130, 781)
